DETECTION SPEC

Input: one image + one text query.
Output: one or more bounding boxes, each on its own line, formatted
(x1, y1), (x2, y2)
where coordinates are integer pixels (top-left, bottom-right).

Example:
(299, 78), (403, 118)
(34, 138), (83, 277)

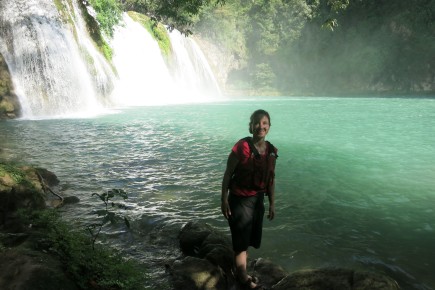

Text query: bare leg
(235, 251), (257, 288)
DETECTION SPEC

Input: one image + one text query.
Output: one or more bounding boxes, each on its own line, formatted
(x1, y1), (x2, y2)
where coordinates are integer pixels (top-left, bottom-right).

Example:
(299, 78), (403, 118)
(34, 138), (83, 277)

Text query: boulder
(170, 256), (227, 290)
(0, 163), (65, 228)
(0, 165), (48, 214)
(172, 221), (401, 290)
(178, 220), (216, 256)
(250, 257), (287, 288)
(271, 268), (400, 290)
(0, 249), (78, 290)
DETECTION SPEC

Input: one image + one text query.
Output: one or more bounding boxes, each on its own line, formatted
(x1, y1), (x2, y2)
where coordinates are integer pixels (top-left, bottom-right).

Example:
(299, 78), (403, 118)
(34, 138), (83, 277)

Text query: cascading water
(110, 13), (221, 106)
(168, 29), (221, 99)
(0, 0), (114, 118)
(110, 13), (176, 106)
(0, 1), (221, 118)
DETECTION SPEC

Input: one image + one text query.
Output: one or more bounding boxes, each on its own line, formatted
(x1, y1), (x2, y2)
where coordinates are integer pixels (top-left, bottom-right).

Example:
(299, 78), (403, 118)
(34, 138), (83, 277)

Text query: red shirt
(230, 139), (274, 197)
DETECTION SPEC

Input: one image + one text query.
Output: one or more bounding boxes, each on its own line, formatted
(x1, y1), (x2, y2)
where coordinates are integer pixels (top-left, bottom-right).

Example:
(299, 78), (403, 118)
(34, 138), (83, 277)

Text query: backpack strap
(267, 141), (278, 158)
(243, 137), (278, 159)
(243, 137), (261, 159)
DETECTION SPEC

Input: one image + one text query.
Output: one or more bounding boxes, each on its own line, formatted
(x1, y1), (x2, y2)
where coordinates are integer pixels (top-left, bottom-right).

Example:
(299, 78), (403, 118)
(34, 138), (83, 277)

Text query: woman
(221, 109), (278, 289)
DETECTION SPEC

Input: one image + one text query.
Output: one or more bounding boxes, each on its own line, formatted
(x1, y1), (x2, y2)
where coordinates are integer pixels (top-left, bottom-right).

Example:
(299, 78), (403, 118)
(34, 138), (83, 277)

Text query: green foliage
(0, 163), (37, 192)
(0, 163), (25, 183)
(127, 11), (172, 57)
(123, 0), (225, 35)
(88, 0), (123, 37)
(19, 208), (145, 290)
(195, 2), (248, 62)
(191, 0), (434, 94)
(252, 63), (276, 90)
(87, 189), (130, 250)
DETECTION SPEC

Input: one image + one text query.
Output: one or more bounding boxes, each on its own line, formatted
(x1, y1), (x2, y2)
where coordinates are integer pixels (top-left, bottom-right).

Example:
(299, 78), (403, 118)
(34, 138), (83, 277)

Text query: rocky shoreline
(170, 221), (400, 290)
(0, 163), (401, 289)
(0, 163), (79, 289)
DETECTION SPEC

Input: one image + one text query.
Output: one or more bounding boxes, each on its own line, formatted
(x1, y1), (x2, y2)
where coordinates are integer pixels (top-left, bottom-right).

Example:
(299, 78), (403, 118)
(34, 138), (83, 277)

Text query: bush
(20, 209), (147, 290)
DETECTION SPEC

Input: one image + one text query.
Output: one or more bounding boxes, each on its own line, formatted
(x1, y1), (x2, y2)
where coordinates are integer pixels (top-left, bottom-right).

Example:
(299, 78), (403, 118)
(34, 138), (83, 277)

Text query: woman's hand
(221, 199), (231, 219)
(267, 204), (275, 220)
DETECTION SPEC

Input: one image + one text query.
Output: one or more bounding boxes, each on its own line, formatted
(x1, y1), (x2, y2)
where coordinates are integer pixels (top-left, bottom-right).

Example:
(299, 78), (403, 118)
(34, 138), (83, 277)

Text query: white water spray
(0, 3), (221, 118)
(168, 30), (221, 98)
(0, 0), (114, 118)
(110, 13), (221, 106)
(110, 14), (176, 106)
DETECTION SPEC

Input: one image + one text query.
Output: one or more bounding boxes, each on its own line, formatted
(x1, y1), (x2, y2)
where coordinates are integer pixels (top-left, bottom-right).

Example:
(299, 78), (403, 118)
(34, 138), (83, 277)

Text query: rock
(0, 249), (79, 290)
(271, 268), (400, 290)
(250, 258), (287, 288)
(198, 232), (234, 274)
(179, 221), (215, 256)
(170, 256), (227, 290)
(0, 163), (63, 228)
(0, 53), (21, 119)
(0, 165), (47, 214)
(63, 196), (80, 205)
(173, 221), (401, 290)
(35, 167), (59, 187)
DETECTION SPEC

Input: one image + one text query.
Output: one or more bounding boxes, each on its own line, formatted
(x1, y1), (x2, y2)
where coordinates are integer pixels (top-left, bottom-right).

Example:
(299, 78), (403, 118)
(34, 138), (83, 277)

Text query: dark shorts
(228, 193), (265, 253)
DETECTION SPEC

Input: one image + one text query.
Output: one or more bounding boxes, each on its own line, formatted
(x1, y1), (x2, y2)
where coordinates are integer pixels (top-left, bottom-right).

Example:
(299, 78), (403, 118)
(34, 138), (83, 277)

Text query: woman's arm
(267, 182), (275, 220)
(221, 152), (238, 219)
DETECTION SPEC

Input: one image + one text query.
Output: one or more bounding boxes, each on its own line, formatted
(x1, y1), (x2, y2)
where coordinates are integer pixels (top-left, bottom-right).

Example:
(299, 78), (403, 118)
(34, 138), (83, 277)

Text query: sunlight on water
(1, 97), (434, 289)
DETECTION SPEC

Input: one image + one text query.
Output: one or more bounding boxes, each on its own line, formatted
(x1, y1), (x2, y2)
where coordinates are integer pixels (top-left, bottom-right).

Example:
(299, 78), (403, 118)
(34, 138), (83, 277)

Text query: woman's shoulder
(232, 137), (251, 156)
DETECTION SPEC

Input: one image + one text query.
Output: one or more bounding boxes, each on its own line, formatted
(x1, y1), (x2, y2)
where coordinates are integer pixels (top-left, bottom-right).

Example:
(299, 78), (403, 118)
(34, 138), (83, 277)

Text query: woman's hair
(249, 109), (271, 133)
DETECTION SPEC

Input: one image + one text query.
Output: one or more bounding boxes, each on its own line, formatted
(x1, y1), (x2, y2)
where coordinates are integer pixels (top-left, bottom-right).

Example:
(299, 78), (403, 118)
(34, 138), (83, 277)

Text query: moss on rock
(0, 53), (21, 119)
(127, 11), (171, 58)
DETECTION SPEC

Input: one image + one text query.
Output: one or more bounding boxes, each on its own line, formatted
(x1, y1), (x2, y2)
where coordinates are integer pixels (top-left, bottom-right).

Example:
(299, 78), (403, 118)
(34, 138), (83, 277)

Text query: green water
(1, 97), (434, 289)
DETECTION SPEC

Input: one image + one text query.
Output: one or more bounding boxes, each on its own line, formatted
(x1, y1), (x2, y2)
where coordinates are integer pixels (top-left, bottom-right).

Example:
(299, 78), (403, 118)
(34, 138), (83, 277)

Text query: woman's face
(252, 115), (270, 138)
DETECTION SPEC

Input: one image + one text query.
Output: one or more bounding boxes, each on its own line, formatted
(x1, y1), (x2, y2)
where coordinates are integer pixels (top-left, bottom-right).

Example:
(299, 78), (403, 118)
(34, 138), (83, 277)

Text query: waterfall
(168, 30), (221, 99)
(0, 1), (220, 118)
(110, 13), (221, 106)
(0, 0), (114, 119)
(110, 14), (175, 106)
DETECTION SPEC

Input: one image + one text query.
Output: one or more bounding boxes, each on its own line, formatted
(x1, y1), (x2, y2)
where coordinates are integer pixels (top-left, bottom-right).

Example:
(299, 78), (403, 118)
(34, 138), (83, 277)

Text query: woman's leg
(235, 251), (258, 288)
(235, 250), (248, 280)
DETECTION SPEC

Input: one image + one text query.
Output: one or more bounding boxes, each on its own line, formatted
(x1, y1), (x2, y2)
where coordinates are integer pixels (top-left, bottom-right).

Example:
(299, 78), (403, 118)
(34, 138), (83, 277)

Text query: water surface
(1, 97), (434, 289)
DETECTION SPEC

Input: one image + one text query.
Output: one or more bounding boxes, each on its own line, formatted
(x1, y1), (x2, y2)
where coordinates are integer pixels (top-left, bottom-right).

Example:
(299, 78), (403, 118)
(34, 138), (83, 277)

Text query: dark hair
(249, 109), (271, 134)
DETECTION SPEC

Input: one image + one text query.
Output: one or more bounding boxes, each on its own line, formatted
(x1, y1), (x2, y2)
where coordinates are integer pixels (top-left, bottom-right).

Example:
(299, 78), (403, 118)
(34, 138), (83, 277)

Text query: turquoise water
(1, 97), (434, 289)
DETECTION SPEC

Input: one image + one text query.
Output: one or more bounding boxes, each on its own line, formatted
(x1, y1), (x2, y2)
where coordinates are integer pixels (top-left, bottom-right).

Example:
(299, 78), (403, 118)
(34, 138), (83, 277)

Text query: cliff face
(0, 53), (20, 119)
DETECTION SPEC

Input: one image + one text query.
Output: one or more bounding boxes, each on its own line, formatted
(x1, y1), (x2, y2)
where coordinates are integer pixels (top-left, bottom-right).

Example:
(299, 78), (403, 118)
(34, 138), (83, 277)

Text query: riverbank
(1, 162), (403, 289)
(0, 162), (145, 289)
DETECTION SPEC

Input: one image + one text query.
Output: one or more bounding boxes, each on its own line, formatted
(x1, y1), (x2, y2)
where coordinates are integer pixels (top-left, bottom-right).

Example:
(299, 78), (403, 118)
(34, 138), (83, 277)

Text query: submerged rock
(170, 221), (400, 290)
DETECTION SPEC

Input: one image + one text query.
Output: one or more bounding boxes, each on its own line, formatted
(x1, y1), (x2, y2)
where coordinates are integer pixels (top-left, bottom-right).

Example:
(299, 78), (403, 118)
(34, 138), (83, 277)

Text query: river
(1, 96), (434, 289)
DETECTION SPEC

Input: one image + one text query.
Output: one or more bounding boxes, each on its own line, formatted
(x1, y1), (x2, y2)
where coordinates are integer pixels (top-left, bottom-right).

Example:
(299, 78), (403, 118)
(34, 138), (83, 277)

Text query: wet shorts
(228, 193), (265, 253)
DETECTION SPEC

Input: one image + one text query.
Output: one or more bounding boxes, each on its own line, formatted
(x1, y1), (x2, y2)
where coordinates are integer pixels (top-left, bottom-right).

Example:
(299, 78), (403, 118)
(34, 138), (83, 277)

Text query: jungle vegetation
(88, 0), (435, 95)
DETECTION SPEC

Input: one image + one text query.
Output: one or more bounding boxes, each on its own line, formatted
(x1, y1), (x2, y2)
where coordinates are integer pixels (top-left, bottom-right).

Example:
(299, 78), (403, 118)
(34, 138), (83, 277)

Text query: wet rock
(0, 165), (47, 216)
(0, 163), (64, 228)
(63, 196), (80, 205)
(271, 268), (400, 290)
(171, 256), (227, 290)
(172, 221), (401, 290)
(0, 249), (79, 290)
(178, 221), (215, 256)
(250, 257), (287, 288)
